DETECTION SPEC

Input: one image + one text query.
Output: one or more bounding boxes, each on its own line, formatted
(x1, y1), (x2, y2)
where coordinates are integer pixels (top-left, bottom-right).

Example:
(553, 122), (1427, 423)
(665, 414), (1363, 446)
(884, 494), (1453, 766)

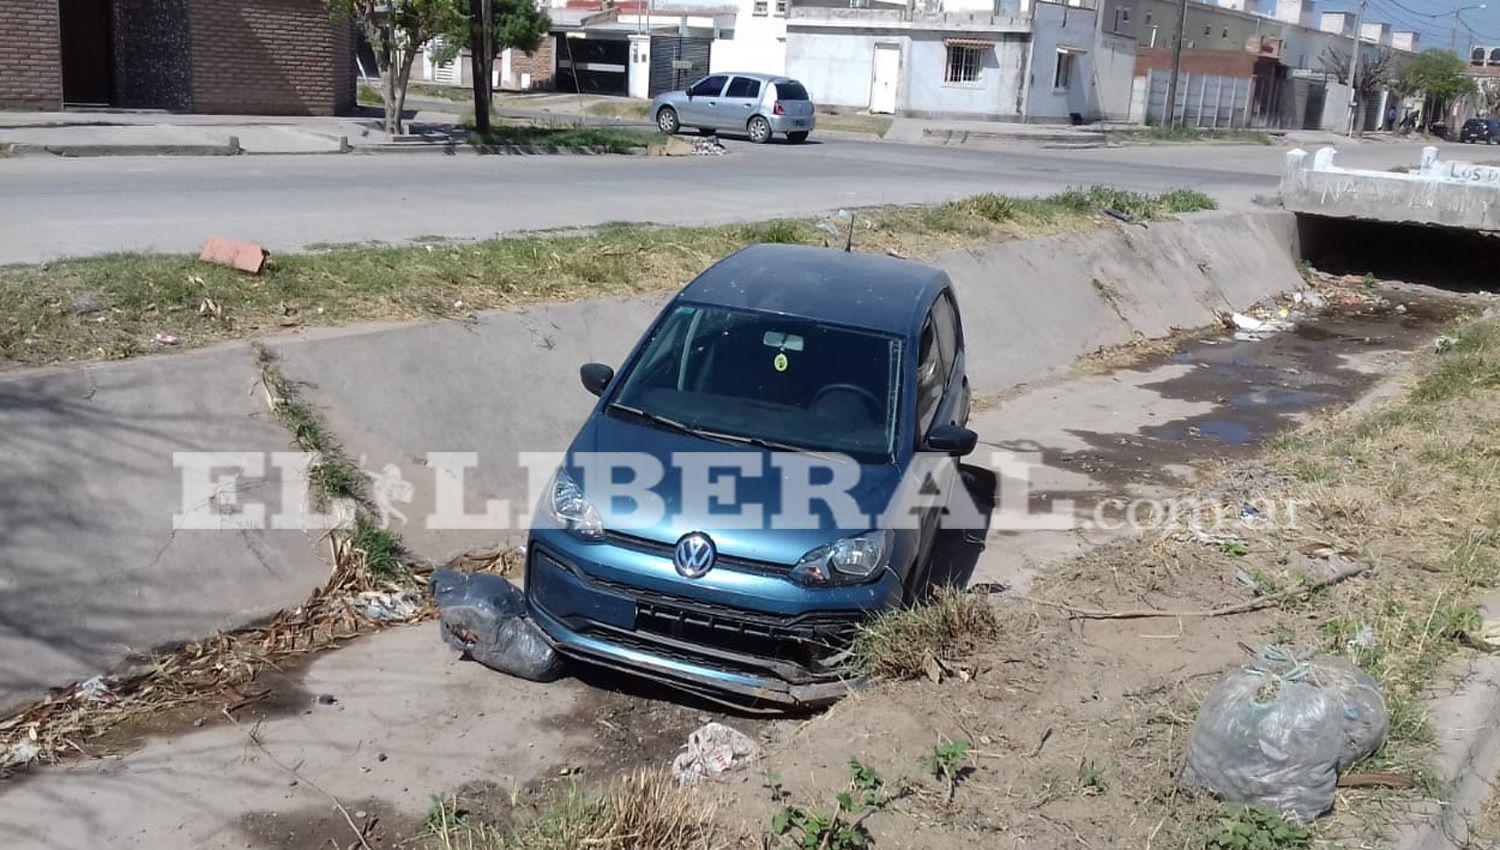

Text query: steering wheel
(813, 383), (882, 418)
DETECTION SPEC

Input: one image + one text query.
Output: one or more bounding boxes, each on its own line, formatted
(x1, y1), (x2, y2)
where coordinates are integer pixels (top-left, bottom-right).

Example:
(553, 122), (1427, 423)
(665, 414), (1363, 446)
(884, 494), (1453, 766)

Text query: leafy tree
(334, 0), (466, 134)
(1400, 48), (1479, 105)
(448, 0), (551, 135)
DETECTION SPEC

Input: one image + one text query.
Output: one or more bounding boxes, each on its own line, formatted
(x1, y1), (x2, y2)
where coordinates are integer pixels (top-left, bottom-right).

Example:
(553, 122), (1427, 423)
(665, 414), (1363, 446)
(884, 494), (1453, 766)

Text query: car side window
(725, 77), (761, 99)
(930, 292), (960, 378)
(689, 75), (727, 98)
(915, 318), (943, 436)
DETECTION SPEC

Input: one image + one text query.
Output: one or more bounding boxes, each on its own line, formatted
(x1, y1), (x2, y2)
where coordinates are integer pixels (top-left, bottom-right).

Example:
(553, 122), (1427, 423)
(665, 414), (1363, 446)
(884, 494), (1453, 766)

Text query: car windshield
(611, 304), (903, 460)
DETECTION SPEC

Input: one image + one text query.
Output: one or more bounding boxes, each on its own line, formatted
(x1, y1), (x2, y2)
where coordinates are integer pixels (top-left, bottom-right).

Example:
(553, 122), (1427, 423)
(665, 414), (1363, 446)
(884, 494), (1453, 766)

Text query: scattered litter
(1231, 313), (1274, 333)
(1435, 335), (1458, 353)
(199, 236), (269, 274)
(671, 722), (760, 784)
(1239, 504), (1261, 519)
(198, 296), (221, 318)
(691, 136), (727, 156)
(75, 675), (116, 704)
(432, 568), (563, 682)
(356, 589), (423, 622)
(67, 292), (102, 316)
(1302, 291), (1326, 309)
(1394, 304), (1407, 315)
(1182, 646), (1390, 824)
(1462, 619), (1500, 652)
(2, 741), (40, 769)
(153, 332), (179, 346)
(316, 693), (338, 705)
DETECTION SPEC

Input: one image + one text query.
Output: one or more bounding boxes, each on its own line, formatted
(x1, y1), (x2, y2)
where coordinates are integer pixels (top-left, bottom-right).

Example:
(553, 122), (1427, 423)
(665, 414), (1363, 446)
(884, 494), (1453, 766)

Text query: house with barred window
(784, 0), (1135, 122)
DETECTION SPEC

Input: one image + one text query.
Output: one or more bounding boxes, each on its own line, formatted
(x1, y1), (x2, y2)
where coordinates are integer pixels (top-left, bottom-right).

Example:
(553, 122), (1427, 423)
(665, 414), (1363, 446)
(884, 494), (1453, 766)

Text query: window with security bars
(753, 0), (767, 14)
(944, 44), (982, 83)
(776, 0), (788, 13)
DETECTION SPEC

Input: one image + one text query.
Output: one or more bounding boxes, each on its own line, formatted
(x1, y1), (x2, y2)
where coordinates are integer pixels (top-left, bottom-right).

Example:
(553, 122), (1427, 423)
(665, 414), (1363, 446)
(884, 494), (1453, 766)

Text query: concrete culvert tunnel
(1296, 214), (1500, 292)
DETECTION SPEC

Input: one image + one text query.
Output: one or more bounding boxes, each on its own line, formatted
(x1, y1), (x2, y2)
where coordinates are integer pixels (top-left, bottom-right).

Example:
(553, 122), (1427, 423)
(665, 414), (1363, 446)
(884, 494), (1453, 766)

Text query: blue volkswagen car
(525, 244), (976, 707)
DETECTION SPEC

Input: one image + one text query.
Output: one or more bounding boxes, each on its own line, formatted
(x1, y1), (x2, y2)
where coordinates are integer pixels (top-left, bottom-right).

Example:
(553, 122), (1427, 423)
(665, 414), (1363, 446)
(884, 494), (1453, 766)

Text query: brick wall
(1135, 47), (1258, 78)
(0, 0), (62, 109)
(504, 39), (556, 91)
(188, 0), (356, 115)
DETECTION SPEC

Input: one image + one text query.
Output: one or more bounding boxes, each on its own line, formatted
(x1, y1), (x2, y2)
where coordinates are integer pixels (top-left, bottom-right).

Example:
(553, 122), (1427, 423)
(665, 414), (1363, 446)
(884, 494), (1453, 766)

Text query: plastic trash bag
(1182, 646), (1390, 824)
(671, 722), (760, 785)
(431, 568), (563, 683)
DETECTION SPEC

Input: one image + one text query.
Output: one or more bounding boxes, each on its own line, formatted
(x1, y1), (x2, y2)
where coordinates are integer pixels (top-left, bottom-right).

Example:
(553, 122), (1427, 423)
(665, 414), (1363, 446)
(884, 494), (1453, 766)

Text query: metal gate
(555, 34), (630, 96)
(1145, 70), (1251, 128)
(648, 35), (711, 97)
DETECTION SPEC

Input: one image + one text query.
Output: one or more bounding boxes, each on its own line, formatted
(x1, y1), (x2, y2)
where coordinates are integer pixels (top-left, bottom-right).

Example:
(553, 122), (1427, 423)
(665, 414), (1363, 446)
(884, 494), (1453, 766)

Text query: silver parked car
(651, 73), (815, 144)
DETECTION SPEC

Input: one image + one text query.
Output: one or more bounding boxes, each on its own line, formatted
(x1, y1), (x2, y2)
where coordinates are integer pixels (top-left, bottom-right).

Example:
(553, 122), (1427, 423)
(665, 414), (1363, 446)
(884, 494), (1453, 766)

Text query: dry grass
(1268, 316), (1500, 760)
(0, 188), (1214, 367)
(849, 587), (1000, 679)
(424, 770), (731, 850)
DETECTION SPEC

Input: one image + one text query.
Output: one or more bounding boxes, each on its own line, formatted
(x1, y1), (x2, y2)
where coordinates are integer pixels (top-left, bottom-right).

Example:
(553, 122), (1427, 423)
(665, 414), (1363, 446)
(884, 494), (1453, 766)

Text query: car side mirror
(925, 424), (978, 457)
(580, 363), (614, 397)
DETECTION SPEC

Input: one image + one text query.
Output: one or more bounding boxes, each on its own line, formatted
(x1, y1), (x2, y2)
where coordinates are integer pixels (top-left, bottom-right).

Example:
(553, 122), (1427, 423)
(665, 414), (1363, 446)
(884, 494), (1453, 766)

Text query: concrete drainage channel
(1, 208), (1498, 847)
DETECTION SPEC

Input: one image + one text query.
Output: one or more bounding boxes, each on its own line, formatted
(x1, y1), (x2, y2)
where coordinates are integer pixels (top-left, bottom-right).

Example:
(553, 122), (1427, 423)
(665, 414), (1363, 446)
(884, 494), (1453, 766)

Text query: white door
(870, 44), (899, 114)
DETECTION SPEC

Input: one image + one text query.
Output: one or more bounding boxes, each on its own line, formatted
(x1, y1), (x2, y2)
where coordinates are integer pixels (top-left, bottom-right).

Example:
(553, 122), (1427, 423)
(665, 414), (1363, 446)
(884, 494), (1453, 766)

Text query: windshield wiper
(609, 404), (825, 455)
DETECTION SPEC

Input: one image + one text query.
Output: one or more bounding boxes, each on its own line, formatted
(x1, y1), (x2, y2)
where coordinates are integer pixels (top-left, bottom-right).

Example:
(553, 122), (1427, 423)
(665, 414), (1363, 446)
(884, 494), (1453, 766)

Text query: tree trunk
(468, 0), (491, 137)
(383, 48), (399, 135)
(393, 50), (418, 136)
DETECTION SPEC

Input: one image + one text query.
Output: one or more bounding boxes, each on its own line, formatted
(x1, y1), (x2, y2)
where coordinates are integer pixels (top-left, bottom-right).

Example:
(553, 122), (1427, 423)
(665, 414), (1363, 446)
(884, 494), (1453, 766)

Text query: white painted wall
(905, 35), (1027, 118)
(1319, 11), (1354, 35)
(786, 31), (880, 108)
(707, 0), (789, 75)
(1025, 1), (1100, 121)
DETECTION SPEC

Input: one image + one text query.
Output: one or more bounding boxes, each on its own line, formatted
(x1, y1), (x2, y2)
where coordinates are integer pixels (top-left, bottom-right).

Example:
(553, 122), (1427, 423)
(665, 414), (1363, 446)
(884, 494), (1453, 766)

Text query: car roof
(678, 244), (948, 336)
(711, 72), (799, 84)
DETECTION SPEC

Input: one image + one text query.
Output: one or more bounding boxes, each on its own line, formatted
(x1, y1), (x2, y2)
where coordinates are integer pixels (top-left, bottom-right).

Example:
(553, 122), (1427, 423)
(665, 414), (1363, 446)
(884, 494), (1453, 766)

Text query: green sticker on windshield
(773, 352), (789, 372)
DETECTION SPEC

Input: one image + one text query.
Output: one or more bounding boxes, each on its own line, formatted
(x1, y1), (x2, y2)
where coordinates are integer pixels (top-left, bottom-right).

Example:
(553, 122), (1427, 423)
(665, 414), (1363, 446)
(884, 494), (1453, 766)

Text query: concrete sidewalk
(0, 111), (392, 156)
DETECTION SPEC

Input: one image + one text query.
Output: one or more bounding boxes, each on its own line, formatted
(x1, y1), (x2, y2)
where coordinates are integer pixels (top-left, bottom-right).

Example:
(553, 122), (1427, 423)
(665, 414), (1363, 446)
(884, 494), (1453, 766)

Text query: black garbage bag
(431, 568), (564, 682)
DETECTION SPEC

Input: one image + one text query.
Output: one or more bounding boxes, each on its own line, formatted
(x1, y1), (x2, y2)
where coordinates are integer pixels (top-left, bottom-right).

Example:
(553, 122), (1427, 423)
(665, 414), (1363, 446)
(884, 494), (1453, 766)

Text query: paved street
(0, 136), (1459, 263)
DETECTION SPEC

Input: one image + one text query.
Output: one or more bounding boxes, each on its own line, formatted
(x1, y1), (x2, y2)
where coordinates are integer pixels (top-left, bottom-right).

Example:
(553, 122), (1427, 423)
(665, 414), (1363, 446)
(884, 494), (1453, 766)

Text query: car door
(719, 76), (763, 133)
(681, 75), (727, 127)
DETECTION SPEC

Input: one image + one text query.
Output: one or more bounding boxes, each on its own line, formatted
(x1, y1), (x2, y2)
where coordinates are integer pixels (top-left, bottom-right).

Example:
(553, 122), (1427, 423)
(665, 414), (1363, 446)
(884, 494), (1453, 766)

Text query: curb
(32, 139), (243, 157)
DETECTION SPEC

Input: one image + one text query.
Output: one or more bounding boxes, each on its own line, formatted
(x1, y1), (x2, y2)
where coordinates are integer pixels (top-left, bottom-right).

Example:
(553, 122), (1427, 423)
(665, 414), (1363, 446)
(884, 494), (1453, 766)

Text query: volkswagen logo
(672, 532), (716, 579)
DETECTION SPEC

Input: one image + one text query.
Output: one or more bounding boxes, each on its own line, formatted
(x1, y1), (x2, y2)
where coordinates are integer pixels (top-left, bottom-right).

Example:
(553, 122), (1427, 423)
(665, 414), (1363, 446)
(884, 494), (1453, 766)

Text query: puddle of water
(1018, 287), (1478, 507)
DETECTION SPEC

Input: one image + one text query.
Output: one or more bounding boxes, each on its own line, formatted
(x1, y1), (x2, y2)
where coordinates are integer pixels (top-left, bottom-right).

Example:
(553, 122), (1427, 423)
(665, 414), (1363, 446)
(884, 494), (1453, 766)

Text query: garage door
(555, 34), (629, 96)
(648, 36), (712, 98)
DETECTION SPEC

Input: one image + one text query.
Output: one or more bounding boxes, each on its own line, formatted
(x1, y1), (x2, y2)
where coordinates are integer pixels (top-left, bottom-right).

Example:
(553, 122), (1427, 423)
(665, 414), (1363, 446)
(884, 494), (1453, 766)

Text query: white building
(785, 0), (1133, 122)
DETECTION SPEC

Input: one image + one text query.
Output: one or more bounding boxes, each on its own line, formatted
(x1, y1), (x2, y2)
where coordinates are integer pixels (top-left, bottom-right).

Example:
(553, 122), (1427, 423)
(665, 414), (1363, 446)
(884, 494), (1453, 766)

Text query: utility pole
(1346, 0), (1367, 136)
(468, 0), (495, 136)
(1164, 0), (1191, 126)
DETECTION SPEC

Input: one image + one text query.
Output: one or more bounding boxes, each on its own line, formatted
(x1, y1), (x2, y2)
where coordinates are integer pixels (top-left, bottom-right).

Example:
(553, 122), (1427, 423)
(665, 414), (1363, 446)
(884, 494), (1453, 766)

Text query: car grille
(537, 546), (864, 682)
(603, 530), (793, 577)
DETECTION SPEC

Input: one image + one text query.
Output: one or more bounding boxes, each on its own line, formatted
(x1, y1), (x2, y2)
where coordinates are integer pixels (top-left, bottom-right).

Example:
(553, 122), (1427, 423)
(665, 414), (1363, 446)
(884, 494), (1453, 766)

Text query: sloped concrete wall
(0, 209), (1305, 712)
(267, 209), (1304, 561)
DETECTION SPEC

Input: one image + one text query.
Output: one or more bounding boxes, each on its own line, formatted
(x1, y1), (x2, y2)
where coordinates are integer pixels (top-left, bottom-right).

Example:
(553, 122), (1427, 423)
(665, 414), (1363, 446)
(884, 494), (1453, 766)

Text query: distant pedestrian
(1386, 105), (1397, 131)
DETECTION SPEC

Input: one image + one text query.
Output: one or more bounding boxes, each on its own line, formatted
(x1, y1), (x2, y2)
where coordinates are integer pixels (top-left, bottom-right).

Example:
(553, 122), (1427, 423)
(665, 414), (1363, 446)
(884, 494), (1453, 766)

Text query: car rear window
(1466, 119), (1485, 129)
(774, 81), (810, 101)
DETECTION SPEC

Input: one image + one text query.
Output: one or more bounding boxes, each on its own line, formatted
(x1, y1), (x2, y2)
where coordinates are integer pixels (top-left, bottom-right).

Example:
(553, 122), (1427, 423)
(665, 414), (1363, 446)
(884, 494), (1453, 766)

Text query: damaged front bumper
(524, 532), (896, 709)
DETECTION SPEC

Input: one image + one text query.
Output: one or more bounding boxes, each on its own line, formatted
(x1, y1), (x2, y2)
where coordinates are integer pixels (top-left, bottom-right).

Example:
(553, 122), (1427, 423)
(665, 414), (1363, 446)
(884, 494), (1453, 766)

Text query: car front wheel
(657, 107), (680, 134)
(747, 115), (772, 144)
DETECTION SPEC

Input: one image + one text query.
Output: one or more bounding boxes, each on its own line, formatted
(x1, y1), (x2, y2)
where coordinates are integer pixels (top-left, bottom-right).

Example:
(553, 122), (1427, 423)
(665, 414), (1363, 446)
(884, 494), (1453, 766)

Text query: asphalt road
(0, 135), (1456, 264)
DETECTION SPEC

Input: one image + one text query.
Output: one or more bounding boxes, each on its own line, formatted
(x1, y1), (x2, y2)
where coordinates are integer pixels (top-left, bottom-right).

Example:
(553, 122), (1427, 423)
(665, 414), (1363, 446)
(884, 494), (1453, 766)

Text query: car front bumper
(524, 529), (898, 708)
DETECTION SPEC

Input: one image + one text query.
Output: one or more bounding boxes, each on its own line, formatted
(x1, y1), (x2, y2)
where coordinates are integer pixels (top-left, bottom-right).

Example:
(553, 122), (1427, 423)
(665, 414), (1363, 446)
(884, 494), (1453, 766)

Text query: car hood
(563, 411), (904, 565)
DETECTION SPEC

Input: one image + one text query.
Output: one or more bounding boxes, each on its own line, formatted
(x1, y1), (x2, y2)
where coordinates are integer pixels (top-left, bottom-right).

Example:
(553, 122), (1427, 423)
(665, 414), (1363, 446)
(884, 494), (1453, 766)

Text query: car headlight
(790, 530), (892, 586)
(545, 469), (604, 541)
